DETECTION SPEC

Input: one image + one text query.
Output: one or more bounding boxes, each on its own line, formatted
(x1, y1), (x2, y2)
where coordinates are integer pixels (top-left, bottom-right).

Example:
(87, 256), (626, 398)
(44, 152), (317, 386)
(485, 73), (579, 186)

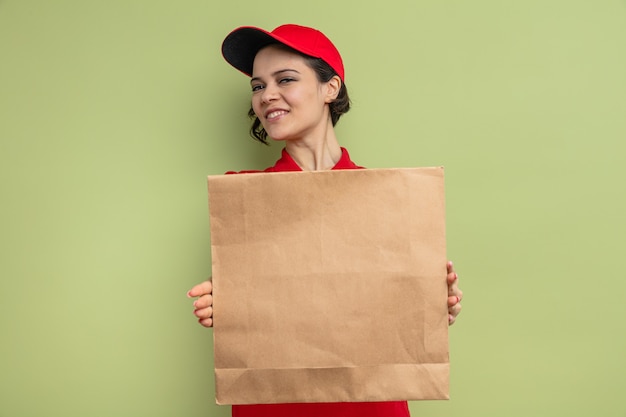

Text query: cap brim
(221, 25), (325, 78)
(221, 27), (280, 77)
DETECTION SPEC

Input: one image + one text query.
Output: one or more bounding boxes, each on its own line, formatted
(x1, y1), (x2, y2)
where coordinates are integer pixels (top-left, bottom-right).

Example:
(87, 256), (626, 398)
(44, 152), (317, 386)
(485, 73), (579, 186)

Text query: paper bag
(208, 168), (449, 405)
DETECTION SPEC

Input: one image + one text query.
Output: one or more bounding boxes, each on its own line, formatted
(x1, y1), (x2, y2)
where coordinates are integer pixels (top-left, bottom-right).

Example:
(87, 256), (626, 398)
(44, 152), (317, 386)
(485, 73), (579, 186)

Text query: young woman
(187, 24), (463, 417)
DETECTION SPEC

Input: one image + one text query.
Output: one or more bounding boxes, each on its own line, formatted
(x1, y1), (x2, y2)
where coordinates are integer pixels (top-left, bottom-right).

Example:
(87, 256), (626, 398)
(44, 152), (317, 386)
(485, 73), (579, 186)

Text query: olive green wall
(1, 1), (625, 416)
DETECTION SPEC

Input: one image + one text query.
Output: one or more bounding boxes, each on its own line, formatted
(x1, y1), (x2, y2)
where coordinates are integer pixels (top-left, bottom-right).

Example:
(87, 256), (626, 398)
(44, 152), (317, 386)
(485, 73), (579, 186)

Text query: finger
(448, 279), (458, 295)
(187, 280), (212, 298)
(448, 281), (463, 297)
(193, 294), (213, 309)
(448, 295), (461, 307)
(447, 267), (458, 286)
(448, 276), (463, 297)
(447, 261), (455, 275)
(448, 314), (456, 326)
(448, 301), (462, 318)
(194, 306), (213, 320)
(198, 317), (213, 328)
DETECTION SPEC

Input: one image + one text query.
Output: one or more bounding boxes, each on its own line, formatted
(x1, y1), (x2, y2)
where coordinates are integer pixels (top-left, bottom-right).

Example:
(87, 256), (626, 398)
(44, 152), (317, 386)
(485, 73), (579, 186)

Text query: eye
(279, 77), (296, 84)
(251, 84), (264, 92)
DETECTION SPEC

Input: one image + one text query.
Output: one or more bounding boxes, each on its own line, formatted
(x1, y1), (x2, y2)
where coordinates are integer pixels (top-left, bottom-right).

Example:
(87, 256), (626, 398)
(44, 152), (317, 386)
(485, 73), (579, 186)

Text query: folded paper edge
(215, 363), (450, 405)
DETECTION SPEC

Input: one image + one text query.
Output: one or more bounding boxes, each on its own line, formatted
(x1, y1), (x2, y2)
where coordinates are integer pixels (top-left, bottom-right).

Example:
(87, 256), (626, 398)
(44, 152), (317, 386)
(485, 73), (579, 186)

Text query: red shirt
(226, 147), (363, 174)
(228, 147), (411, 417)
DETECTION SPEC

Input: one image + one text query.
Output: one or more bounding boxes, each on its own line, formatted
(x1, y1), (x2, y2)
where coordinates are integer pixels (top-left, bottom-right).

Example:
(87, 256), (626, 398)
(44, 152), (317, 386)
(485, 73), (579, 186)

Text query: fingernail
(456, 296), (461, 304)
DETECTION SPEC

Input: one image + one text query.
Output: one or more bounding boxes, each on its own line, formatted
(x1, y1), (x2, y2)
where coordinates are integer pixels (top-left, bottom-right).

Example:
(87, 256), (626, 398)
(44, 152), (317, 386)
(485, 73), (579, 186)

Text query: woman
(188, 24), (463, 417)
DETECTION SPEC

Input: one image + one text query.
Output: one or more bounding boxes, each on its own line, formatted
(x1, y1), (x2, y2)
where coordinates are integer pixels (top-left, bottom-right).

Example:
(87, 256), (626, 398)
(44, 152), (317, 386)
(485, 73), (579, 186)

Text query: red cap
(221, 24), (345, 81)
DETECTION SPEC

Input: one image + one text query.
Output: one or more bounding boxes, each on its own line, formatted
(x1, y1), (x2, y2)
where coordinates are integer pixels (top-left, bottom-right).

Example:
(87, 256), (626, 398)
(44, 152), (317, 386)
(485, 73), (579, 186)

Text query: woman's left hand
(447, 261), (463, 325)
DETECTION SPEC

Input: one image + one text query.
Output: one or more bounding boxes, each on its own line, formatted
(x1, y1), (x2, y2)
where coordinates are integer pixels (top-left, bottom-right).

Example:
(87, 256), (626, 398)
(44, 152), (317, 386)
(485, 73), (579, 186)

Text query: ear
(324, 75), (342, 103)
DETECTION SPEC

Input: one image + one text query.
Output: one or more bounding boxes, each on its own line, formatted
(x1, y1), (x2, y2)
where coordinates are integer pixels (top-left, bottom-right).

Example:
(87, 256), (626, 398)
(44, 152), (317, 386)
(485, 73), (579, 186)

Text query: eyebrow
(250, 69), (300, 84)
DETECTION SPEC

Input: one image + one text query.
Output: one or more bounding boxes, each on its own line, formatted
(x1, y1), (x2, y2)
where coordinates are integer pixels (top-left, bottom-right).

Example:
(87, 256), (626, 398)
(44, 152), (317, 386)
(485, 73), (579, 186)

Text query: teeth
(267, 110), (286, 119)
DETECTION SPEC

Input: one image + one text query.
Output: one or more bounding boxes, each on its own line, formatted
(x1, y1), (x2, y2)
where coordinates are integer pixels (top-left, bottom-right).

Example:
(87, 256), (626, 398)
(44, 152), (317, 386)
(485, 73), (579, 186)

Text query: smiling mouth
(266, 110), (288, 120)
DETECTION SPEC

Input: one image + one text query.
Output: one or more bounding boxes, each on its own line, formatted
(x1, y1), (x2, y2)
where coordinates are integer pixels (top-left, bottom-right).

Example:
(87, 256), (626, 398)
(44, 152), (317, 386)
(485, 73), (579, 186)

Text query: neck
(284, 125), (342, 171)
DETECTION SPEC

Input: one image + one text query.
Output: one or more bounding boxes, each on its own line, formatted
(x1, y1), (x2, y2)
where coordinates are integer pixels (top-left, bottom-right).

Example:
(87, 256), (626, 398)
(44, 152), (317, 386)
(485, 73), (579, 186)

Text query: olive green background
(1, 1), (625, 416)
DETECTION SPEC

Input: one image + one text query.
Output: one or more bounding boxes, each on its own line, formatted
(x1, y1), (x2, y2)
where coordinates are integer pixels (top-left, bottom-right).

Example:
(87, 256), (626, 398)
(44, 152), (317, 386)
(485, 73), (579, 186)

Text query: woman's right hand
(187, 280), (213, 328)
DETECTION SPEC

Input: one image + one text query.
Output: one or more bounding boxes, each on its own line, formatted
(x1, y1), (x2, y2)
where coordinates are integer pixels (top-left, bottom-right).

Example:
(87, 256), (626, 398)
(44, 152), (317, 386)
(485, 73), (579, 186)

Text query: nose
(261, 83), (279, 103)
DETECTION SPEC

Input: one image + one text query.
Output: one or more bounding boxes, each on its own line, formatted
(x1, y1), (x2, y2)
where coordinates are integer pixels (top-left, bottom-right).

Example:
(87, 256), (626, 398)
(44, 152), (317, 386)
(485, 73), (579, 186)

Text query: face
(250, 45), (339, 142)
